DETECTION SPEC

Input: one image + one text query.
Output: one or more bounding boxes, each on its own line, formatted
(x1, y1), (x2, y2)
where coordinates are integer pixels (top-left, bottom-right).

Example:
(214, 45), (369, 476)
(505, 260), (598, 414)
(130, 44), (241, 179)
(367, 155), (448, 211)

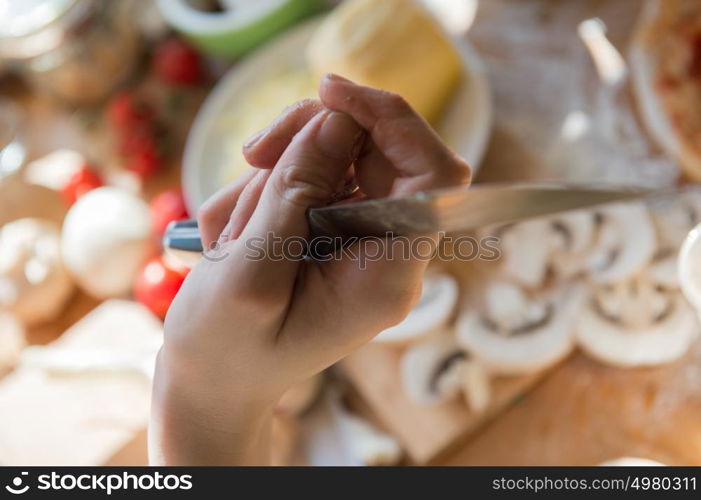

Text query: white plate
(183, 17), (493, 212)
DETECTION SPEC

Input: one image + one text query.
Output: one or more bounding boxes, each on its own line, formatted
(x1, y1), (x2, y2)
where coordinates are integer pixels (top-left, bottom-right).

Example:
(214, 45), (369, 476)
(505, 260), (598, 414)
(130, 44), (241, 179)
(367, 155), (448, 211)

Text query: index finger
(318, 74), (471, 189)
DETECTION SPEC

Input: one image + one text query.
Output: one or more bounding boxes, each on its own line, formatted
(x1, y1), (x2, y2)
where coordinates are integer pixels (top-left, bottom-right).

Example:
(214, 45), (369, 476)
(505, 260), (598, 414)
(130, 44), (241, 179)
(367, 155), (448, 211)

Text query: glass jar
(0, 0), (141, 106)
(0, 99), (27, 178)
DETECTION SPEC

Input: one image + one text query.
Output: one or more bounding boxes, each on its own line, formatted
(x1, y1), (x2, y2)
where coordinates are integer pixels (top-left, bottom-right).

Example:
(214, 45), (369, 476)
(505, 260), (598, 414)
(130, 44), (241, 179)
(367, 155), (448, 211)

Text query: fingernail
(316, 112), (365, 160)
(325, 73), (352, 84)
(243, 127), (267, 149)
(219, 220), (232, 242)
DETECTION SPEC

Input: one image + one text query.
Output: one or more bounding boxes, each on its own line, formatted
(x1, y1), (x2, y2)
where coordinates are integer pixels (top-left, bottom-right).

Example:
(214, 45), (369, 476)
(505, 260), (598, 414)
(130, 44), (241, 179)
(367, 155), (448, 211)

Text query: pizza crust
(631, 0), (701, 180)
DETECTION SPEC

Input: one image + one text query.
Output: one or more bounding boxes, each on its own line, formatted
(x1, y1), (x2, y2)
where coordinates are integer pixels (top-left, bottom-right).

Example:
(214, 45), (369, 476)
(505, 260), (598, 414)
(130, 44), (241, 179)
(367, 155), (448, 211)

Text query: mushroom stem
(462, 361), (491, 413)
(329, 392), (402, 466)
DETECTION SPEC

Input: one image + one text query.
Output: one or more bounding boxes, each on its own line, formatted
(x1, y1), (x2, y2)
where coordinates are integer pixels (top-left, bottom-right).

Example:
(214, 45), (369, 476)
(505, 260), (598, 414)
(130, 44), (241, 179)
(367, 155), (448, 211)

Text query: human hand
(149, 74), (471, 464)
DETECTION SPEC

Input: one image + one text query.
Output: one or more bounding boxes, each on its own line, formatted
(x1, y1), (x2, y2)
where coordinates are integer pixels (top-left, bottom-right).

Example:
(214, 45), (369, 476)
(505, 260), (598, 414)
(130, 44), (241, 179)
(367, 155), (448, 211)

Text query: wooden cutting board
(0, 300), (161, 465)
(442, 345), (701, 466)
(341, 342), (553, 464)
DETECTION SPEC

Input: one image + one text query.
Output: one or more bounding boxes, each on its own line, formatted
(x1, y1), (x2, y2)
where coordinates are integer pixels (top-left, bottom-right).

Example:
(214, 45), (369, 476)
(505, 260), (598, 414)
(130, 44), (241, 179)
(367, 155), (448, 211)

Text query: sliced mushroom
(400, 332), (466, 406)
(647, 189), (701, 248)
(681, 189), (701, 224)
(336, 412), (403, 466)
(328, 391), (402, 466)
(462, 359), (491, 413)
(490, 219), (554, 289)
(373, 272), (458, 344)
(576, 272), (698, 367)
(586, 202), (656, 284)
(400, 331), (489, 411)
(275, 374), (324, 417)
(0, 313), (25, 372)
(0, 218), (74, 326)
(551, 210), (597, 254)
(649, 198), (697, 253)
(456, 280), (580, 375)
(487, 210), (596, 288)
(647, 249), (679, 290)
(640, 193), (701, 291)
(679, 223), (701, 313)
(549, 210), (597, 279)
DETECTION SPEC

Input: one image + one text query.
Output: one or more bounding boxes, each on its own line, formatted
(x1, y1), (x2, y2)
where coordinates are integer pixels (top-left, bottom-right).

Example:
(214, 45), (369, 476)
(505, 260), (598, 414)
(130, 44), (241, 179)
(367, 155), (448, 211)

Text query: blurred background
(1, 0), (701, 466)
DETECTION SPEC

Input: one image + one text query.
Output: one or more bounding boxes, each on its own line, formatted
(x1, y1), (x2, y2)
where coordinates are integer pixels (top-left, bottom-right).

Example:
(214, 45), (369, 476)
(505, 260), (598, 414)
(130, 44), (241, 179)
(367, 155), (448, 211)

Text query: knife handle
(164, 218), (355, 267)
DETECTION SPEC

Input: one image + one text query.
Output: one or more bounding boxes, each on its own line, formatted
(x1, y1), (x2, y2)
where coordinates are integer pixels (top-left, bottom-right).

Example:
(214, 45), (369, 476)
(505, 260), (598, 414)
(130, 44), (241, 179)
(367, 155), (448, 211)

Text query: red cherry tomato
(150, 189), (189, 235)
(152, 37), (203, 86)
(127, 142), (162, 179)
(118, 127), (157, 157)
(61, 164), (104, 206)
(134, 255), (188, 319)
(106, 91), (155, 132)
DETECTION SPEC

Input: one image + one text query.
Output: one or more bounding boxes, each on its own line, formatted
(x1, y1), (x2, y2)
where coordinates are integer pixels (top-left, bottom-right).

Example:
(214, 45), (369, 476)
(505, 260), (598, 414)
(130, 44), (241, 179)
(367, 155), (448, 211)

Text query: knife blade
(165, 182), (664, 265)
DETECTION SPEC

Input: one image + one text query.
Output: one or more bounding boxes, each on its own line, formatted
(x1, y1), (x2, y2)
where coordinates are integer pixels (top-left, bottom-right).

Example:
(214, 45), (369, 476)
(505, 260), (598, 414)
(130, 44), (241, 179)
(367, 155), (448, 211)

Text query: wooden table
(3, 0), (700, 466)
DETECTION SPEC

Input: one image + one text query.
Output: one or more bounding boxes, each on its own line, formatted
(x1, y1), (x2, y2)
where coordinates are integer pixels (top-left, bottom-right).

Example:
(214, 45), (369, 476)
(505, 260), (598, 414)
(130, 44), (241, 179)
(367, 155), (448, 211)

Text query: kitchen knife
(165, 182), (663, 265)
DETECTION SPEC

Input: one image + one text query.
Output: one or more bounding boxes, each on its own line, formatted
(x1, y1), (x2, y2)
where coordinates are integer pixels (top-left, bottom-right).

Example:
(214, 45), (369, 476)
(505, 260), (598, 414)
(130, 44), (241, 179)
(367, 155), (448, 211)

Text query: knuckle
(381, 91), (413, 117)
(228, 286), (263, 309)
(448, 156), (472, 185)
(275, 162), (332, 208)
(383, 284), (422, 327)
(295, 98), (320, 111)
(427, 153), (472, 189)
(197, 199), (217, 227)
(229, 285), (285, 317)
(284, 98), (321, 118)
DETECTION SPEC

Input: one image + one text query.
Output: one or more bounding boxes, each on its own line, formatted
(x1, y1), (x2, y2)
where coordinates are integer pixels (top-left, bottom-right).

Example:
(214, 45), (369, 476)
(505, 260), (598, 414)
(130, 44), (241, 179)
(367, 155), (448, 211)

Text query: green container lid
(158, 0), (326, 59)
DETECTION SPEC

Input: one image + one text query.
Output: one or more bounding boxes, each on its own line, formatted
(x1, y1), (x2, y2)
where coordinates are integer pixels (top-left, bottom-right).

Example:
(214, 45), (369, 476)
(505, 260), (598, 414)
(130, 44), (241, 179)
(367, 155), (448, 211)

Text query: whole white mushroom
(61, 187), (153, 299)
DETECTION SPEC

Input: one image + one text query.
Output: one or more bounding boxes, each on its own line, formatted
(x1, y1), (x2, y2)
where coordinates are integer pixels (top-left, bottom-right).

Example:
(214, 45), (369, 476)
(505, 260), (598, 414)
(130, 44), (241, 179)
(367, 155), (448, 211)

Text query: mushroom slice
(645, 194), (701, 290)
(400, 331), (468, 406)
(462, 360), (491, 413)
(373, 272), (458, 344)
(586, 202), (656, 284)
(549, 210), (597, 279)
(328, 391), (402, 466)
(681, 189), (701, 224)
(456, 281), (580, 375)
(336, 412), (403, 466)
(0, 218), (74, 326)
(576, 274), (698, 367)
(679, 223), (701, 313)
(647, 250), (679, 290)
(649, 197), (697, 253)
(550, 210), (596, 254)
(489, 211), (596, 287)
(491, 219), (554, 289)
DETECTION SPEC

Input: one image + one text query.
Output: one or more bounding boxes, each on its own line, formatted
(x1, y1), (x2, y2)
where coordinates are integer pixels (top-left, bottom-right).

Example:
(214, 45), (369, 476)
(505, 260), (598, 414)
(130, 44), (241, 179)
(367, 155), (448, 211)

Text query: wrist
(149, 347), (276, 465)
